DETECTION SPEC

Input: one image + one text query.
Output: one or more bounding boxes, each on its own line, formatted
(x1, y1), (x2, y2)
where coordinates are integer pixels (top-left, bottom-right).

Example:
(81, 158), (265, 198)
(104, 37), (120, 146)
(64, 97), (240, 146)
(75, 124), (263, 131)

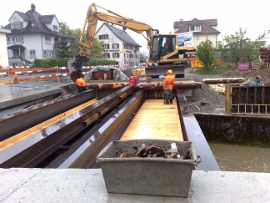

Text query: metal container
(238, 63), (249, 71)
(96, 139), (200, 197)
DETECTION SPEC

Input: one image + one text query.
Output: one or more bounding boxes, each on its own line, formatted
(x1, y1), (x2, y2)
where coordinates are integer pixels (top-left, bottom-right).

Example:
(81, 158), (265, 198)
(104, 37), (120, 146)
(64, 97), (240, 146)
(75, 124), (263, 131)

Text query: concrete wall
(0, 30), (10, 67)
(195, 113), (270, 147)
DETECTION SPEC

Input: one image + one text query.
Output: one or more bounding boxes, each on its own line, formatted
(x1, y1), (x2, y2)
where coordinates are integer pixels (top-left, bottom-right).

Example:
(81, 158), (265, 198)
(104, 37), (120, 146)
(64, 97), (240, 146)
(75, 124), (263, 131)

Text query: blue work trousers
(164, 90), (173, 101)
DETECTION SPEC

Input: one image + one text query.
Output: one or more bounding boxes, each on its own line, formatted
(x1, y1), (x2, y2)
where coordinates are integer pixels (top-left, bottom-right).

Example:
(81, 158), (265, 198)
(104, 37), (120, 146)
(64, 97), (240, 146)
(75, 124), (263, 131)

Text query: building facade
(0, 28), (11, 67)
(4, 4), (73, 67)
(95, 23), (141, 68)
(173, 18), (220, 48)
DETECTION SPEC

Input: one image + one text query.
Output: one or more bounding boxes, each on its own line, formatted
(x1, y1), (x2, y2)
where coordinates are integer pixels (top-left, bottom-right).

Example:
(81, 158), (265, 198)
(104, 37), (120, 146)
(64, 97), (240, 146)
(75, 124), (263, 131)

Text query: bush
(33, 58), (116, 67)
(33, 59), (49, 67)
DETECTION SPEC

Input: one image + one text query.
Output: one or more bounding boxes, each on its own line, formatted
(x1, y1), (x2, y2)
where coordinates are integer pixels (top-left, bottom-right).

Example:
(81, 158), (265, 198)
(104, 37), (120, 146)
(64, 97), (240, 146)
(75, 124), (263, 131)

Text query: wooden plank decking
(120, 99), (183, 141)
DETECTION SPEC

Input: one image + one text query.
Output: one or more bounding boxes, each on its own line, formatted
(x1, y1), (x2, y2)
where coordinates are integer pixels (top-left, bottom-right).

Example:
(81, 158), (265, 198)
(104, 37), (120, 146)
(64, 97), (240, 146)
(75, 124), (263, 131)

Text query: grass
(190, 63), (236, 75)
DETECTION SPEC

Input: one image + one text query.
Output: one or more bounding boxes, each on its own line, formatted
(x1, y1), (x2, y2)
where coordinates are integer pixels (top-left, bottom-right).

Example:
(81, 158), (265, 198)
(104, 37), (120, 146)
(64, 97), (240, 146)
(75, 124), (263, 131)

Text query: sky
(1, 0), (269, 54)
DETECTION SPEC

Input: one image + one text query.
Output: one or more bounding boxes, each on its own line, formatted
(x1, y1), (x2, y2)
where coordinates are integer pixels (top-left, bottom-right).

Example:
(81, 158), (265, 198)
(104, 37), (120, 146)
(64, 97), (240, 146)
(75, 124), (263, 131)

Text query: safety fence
(0, 64), (132, 84)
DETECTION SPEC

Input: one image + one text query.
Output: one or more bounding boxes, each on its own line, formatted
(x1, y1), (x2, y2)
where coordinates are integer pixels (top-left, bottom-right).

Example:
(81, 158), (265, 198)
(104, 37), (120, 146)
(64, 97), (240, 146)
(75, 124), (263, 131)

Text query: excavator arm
(72, 2), (157, 72)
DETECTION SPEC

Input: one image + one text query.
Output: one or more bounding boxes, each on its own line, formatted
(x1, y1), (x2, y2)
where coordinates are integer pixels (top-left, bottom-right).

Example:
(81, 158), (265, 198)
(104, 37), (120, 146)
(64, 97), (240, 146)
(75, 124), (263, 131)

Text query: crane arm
(73, 3), (157, 71)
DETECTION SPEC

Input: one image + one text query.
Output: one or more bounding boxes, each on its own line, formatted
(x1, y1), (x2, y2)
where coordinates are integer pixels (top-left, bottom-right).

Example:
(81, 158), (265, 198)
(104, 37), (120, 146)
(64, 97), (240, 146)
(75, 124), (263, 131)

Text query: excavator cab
(147, 34), (196, 78)
(151, 35), (176, 61)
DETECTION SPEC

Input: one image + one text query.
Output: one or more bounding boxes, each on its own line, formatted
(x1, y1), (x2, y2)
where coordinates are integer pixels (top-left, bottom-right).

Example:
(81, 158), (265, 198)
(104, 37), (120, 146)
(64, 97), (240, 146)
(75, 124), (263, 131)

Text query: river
(209, 143), (270, 173)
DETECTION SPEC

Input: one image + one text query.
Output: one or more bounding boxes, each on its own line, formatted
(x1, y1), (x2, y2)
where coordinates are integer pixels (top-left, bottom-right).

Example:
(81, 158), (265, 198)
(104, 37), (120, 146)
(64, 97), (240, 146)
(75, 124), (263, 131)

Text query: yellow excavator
(71, 3), (196, 78)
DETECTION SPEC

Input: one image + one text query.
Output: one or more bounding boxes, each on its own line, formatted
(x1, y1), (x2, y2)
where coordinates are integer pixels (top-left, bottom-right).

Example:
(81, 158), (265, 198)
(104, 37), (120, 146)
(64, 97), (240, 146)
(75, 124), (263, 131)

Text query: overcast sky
(1, 0), (269, 53)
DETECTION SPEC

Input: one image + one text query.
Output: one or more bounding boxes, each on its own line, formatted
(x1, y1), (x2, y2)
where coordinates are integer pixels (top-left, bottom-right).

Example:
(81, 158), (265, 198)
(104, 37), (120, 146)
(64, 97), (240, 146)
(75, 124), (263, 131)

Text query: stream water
(209, 143), (270, 173)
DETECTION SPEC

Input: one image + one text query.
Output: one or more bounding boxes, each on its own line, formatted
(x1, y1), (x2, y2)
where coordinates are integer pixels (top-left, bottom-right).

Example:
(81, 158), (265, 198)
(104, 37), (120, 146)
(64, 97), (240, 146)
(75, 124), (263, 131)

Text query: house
(95, 23), (141, 68)
(173, 18), (220, 48)
(0, 27), (11, 67)
(4, 4), (73, 67)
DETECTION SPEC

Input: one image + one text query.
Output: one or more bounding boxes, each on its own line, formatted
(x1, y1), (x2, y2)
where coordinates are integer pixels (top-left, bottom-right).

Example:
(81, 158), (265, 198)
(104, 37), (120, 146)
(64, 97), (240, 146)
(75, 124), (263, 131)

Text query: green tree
(140, 53), (146, 63)
(56, 36), (72, 58)
(59, 22), (72, 35)
(219, 28), (267, 63)
(56, 22), (73, 58)
(69, 28), (104, 59)
(90, 38), (105, 58)
(196, 39), (216, 70)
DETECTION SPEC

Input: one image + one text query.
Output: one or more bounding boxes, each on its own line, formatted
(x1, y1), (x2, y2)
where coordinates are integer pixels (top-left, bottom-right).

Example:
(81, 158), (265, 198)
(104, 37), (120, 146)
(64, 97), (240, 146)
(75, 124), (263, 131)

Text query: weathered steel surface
(0, 86), (135, 168)
(136, 81), (201, 90)
(87, 82), (128, 89)
(176, 89), (220, 171)
(0, 90), (96, 142)
(49, 90), (144, 168)
(203, 78), (245, 84)
(85, 81), (201, 90)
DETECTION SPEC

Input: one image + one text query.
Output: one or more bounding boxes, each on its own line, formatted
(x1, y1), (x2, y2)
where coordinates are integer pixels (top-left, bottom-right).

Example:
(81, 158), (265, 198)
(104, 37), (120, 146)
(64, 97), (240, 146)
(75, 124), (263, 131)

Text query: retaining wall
(195, 113), (270, 147)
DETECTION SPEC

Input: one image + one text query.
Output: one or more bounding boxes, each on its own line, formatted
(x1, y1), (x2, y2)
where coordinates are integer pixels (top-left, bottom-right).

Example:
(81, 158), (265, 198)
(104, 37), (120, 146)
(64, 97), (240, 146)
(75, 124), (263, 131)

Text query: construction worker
(163, 69), (175, 104)
(75, 74), (87, 93)
(249, 76), (264, 86)
(13, 73), (18, 83)
(146, 75), (152, 83)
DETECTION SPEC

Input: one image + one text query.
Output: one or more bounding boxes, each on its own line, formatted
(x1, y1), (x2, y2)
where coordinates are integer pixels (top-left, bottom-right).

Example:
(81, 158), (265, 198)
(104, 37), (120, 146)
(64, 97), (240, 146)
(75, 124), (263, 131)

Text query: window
(112, 43), (119, 49)
(44, 50), (52, 58)
(113, 53), (120, 58)
(189, 25), (201, 32)
(196, 36), (199, 40)
(103, 44), (110, 49)
(104, 53), (110, 58)
(11, 36), (24, 44)
(30, 50), (36, 59)
(45, 36), (51, 44)
(7, 37), (11, 45)
(16, 36), (24, 44)
(99, 34), (109, 40)
(53, 25), (58, 31)
(12, 22), (23, 29)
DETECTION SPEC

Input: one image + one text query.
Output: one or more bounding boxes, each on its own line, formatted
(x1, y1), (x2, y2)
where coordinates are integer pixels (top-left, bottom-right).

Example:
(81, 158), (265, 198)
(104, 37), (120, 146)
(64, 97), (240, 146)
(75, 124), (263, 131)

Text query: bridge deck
(120, 99), (183, 141)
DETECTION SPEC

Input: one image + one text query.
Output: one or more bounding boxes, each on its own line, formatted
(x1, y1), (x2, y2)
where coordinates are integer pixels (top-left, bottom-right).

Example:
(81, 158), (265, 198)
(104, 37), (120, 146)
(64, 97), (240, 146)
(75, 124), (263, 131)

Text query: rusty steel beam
(176, 89), (220, 171)
(0, 86), (135, 168)
(202, 78), (245, 84)
(85, 81), (201, 90)
(87, 82), (128, 89)
(136, 81), (201, 90)
(49, 90), (144, 168)
(0, 90), (96, 142)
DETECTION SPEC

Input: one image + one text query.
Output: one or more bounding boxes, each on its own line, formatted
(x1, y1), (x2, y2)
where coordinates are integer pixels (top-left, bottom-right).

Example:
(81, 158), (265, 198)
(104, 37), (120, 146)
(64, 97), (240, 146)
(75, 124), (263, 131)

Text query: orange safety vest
(75, 78), (86, 87)
(164, 42), (170, 49)
(163, 74), (175, 90)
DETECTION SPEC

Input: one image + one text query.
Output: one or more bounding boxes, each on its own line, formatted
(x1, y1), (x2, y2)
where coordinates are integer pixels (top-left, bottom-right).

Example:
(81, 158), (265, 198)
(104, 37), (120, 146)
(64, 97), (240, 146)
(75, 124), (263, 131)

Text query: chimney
(31, 4), (36, 12)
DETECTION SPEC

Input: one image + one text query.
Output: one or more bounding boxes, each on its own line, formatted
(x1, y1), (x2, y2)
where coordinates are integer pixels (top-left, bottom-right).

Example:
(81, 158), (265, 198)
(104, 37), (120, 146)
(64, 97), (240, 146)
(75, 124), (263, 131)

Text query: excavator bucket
(145, 64), (187, 78)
